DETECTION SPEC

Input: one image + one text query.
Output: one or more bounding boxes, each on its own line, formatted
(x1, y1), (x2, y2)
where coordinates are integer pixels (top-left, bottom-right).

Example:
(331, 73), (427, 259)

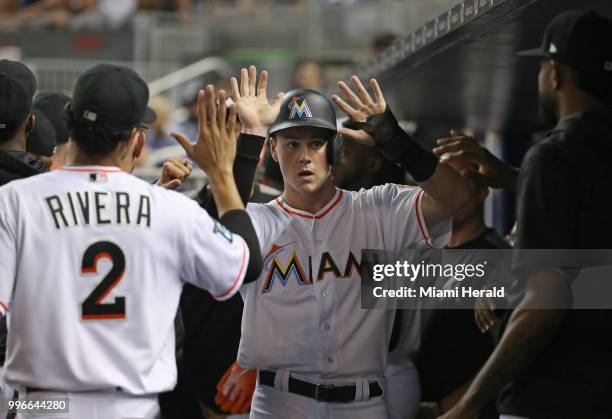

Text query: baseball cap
(69, 64), (156, 130)
(34, 91), (70, 144)
(0, 59), (36, 138)
(517, 10), (612, 79)
(27, 108), (57, 157)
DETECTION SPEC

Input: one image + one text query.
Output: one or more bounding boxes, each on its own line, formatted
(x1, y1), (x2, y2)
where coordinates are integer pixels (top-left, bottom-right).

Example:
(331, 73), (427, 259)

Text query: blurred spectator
(0, 0), (18, 13)
(354, 31), (398, 65)
(70, 0), (137, 30)
(293, 59), (324, 91)
(138, 0), (196, 13)
(372, 31), (398, 55)
(146, 95), (176, 150)
(2, 0), (136, 31)
(167, 89), (201, 148)
(168, 75), (230, 146)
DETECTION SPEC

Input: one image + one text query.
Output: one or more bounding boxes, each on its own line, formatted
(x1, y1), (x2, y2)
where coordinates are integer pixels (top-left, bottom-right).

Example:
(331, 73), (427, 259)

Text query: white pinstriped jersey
(0, 166), (248, 394)
(239, 184), (451, 379)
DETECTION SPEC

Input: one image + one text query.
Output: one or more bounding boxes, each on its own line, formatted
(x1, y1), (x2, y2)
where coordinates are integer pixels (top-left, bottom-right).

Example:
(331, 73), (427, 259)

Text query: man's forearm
(459, 304), (566, 410)
(208, 170), (244, 217)
(419, 163), (472, 225)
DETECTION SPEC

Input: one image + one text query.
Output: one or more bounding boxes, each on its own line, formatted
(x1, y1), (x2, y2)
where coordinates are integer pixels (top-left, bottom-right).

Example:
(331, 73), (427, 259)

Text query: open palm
(231, 65), (284, 129)
(331, 75), (387, 123)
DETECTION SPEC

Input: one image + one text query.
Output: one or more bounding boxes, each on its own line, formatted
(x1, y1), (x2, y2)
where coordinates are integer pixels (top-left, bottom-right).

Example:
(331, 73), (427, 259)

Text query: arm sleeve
(219, 209), (263, 284)
(356, 107), (438, 182)
(195, 133), (266, 218)
(369, 183), (452, 249)
(180, 200), (250, 301)
(512, 142), (578, 278)
(0, 196), (17, 315)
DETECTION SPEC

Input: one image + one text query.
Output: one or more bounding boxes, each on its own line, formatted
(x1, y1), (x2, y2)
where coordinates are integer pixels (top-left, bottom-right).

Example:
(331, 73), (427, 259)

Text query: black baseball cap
(27, 108), (57, 157)
(34, 91), (70, 145)
(69, 64), (156, 130)
(0, 59), (36, 138)
(518, 10), (612, 79)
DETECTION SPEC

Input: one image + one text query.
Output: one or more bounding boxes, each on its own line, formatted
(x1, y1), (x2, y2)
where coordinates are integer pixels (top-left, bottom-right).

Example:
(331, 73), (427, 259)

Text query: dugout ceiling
(357, 0), (612, 138)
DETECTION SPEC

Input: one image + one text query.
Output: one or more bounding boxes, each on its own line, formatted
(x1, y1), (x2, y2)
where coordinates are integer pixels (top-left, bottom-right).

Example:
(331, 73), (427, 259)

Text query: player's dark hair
(0, 116), (29, 143)
(65, 107), (134, 156)
(567, 66), (612, 105)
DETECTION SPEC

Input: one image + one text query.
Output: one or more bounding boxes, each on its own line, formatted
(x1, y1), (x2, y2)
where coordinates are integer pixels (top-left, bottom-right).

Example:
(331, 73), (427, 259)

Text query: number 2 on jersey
(81, 241), (126, 320)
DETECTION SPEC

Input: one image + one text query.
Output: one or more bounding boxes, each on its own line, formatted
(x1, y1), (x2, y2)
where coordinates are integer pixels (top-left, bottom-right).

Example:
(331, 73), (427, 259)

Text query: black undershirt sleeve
(196, 134), (266, 218)
(219, 209), (263, 283)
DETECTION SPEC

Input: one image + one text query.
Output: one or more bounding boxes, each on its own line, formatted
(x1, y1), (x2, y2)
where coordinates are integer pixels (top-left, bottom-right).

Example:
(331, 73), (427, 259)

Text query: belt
(259, 370), (383, 403)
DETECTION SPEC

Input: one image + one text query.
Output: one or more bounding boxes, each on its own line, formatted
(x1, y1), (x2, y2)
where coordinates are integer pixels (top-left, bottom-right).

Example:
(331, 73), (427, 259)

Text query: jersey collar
(275, 188), (344, 220)
(59, 165), (124, 173)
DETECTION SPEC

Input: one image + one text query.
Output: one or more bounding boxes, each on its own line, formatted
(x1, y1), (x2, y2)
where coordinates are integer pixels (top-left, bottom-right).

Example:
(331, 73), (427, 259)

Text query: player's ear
(270, 137), (279, 162)
(551, 61), (563, 91)
(25, 113), (35, 137)
(133, 130), (145, 159)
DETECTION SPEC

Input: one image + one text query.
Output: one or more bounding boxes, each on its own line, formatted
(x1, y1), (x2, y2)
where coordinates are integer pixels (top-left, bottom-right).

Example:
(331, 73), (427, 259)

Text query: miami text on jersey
(262, 243), (362, 293)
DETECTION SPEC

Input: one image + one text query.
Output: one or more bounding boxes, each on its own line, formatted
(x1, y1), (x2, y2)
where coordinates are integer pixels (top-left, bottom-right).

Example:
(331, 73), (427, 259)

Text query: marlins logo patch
(213, 221), (234, 243)
(288, 96), (313, 119)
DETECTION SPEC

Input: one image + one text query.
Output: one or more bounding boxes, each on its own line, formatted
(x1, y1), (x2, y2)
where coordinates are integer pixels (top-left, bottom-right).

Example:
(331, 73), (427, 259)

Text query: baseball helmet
(268, 89), (337, 164)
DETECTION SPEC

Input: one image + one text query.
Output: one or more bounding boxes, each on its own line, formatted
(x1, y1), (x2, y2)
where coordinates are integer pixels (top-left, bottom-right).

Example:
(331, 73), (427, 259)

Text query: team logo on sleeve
(213, 221), (233, 243)
(288, 96), (313, 119)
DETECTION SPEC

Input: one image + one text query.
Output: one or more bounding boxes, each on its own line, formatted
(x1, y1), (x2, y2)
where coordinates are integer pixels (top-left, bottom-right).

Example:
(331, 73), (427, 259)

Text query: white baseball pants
(17, 389), (160, 419)
(249, 373), (388, 419)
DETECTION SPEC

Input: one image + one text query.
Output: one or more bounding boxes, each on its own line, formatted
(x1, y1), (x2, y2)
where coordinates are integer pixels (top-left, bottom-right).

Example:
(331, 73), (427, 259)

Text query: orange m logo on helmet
(288, 96), (313, 119)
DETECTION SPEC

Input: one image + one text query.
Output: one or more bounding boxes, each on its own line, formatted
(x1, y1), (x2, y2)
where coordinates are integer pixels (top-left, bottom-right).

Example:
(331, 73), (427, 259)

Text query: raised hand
(331, 75), (387, 122)
(337, 127), (376, 147)
(231, 65), (284, 136)
(433, 132), (518, 189)
(170, 85), (238, 182)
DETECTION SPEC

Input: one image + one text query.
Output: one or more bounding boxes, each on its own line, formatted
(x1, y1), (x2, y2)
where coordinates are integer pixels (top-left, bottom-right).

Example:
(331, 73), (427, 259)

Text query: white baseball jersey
(0, 165), (248, 395)
(239, 184), (451, 379)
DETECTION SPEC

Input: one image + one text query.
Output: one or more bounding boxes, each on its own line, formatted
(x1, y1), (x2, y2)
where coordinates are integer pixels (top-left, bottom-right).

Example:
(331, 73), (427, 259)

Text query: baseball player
(192, 66), (472, 418)
(0, 64), (263, 419)
(33, 91), (72, 170)
(332, 126), (420, 419)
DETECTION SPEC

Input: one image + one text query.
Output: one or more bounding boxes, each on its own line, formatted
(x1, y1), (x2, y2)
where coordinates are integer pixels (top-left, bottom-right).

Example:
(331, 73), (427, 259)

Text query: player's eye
(286, 141), (300, 150)
(311, 140), (324, 149)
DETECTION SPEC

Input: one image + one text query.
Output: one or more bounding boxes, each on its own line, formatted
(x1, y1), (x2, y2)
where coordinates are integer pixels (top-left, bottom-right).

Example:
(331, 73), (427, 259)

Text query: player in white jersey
(0, 64), (263, 419)
(191, 67), (474, 418)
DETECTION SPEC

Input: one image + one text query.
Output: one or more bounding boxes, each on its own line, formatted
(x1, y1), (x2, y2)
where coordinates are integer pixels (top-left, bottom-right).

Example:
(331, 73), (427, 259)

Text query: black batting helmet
(268, 89), (337, 164)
